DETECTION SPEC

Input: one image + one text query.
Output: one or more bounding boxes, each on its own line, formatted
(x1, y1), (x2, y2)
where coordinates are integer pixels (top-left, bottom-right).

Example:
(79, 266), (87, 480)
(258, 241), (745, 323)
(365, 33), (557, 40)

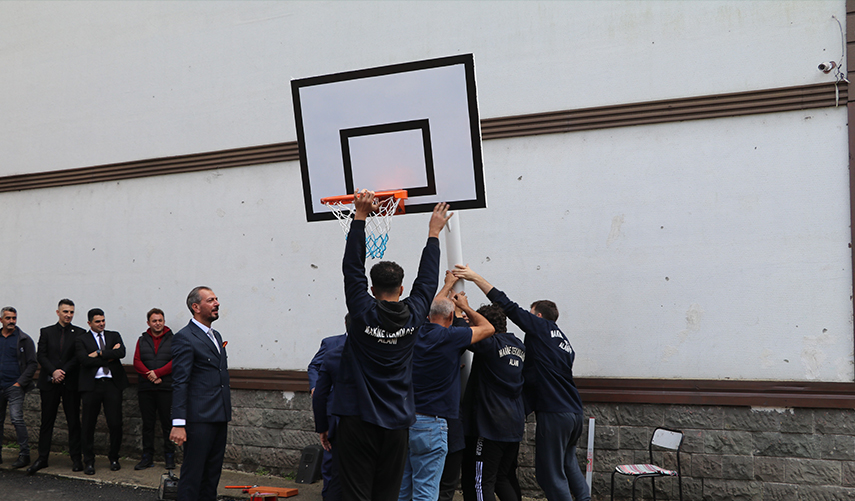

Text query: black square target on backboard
(292, 54), (486, 222)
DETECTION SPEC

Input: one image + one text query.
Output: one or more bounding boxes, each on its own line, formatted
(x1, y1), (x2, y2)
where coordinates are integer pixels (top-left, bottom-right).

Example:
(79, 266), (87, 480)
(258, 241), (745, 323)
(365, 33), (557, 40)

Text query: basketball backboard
(292, 54), (486, 222)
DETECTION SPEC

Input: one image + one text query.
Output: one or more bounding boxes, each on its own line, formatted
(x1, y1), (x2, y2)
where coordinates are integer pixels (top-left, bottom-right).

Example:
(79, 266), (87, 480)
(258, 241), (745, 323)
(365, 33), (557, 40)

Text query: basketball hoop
(321, 190), (408, 259)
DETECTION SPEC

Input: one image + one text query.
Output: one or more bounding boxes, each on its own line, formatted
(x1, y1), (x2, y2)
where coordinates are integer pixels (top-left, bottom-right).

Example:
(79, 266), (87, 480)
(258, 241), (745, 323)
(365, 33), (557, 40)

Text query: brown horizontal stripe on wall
(0, 142), (300, 193)
(481, 82), (847, 140)
(116, 365), (855, 409)
(576, 378), (855, 409)
(0, 82), (844, 194)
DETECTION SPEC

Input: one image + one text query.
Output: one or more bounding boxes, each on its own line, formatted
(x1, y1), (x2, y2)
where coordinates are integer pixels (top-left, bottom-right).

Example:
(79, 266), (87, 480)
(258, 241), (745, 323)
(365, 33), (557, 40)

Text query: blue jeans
(535, 412), (590, 501)
(0, 384), (29, 456)
(398, 415), (448, 501)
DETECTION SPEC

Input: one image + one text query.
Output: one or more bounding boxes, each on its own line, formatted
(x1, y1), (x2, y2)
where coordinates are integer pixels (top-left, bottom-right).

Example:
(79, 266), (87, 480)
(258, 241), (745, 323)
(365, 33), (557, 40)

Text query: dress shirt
(91, 330), (112, 379)
(191, 319), (220, 353)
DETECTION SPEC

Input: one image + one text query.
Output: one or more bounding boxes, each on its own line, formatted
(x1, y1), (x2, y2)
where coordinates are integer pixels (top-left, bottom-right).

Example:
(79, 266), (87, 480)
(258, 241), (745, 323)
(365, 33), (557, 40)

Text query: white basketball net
(325, 196), (402, 259)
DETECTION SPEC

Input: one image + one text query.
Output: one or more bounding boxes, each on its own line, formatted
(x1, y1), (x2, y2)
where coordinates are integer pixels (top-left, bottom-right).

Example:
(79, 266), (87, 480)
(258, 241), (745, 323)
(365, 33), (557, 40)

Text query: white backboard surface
(292, 54), (485, 221)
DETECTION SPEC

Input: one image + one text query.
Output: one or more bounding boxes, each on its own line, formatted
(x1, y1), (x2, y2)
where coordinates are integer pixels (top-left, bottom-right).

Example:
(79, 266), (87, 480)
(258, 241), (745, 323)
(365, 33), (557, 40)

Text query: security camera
(818, 61), (837, 73)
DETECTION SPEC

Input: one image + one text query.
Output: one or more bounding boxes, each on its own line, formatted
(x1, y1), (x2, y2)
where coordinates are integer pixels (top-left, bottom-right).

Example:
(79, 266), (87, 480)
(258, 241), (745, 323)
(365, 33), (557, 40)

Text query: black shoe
(84, 463), (95, 475)
(72, 458), (83, 472)
(26, 457), (48, 475)
(11, 455), (30, 469)
(134, 455), (153, 470)
(164, 453), (176, 470)
(110, 460), (121, 471)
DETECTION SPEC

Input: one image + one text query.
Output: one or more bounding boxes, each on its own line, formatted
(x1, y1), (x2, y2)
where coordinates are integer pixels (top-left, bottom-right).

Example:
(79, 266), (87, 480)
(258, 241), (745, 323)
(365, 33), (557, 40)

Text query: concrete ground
(0, 448), (323, 500)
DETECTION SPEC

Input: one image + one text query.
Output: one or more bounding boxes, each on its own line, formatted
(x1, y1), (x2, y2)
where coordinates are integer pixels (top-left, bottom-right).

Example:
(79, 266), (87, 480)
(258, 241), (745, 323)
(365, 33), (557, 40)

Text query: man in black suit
(28, 299), (86, 475)
(76, 308), (129, 474)
(169, 286), (231, 501)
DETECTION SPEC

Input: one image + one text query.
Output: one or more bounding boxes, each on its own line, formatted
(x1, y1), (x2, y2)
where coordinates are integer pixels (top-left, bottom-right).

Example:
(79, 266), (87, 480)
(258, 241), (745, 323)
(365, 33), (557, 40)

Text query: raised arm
(353, 189), (378, 221)
(435, 270), (458, 301)
(452, 265), (544, 334)
(343, 191), (374, 316)
(428, 201), (453, 239)
(452, 264), (495, 296)
(406, 202), (453, 319)
(451, 291), (495, 344)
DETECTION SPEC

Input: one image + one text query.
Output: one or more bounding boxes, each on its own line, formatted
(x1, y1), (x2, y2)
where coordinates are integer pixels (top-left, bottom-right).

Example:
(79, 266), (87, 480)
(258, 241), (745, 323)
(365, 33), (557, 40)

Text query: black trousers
(138, 389), (174, 457)
(322, 415), (342, 501)
(462, 436), (521, 501)
(37, 383), (81, 461)
(178, 421), (228, 501)
(336, 416), (409, 501)
(81, 378), (123, 463)
(438, 448), (464, 501)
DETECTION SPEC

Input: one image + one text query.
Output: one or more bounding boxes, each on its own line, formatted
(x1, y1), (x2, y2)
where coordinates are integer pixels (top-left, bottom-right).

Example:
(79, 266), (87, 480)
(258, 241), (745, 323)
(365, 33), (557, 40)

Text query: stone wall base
(5, 388), (855, 500)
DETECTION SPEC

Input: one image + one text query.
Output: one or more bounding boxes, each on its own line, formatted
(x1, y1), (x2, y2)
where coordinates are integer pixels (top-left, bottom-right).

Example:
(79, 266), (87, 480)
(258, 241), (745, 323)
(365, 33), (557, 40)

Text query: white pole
(445, 214), (464, 293)
(444, 215), (471, 390)
(586, 417), (595, 493)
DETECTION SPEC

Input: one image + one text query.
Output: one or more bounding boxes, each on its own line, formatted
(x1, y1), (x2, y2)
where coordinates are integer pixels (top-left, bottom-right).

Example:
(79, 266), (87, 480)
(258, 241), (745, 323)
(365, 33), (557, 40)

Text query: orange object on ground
(225, 485), (299, 498)
(250, 494), (278, 501)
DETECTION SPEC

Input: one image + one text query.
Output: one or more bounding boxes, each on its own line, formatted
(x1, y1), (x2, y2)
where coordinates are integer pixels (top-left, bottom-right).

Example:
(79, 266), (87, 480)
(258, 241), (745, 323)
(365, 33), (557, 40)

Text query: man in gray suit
(169, 286), (231, 501)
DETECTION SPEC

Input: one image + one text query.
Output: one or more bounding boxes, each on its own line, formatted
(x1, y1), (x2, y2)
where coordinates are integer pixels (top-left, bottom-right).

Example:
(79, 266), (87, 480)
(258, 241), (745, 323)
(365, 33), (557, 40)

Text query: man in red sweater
(132, 308), (175, 470)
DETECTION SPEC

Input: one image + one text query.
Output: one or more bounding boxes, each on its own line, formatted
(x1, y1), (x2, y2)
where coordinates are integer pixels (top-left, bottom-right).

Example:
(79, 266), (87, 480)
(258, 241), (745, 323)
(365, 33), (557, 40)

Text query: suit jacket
(75, 330), (130, 392)
(312, 336), (346, 435)
(171, 320), (231, 423)
(307, 333), (347, 391)
(37, 323), (86, 391)
(3, 327), (37, 391)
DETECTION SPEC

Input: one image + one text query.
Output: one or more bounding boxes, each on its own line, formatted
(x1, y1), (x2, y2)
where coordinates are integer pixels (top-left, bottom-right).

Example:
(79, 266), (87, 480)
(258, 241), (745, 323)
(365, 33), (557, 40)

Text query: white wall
(1, 1), (844, 175)
(0, 1), (850, 380)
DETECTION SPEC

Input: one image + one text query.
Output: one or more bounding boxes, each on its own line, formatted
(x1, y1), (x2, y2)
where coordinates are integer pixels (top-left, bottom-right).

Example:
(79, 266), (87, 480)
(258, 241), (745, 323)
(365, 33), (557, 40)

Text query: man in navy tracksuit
(398, 274), (494, 501)
(332, 190), (452, 501)
(460, 304), (525, 501)
(454, 265), (590, 501)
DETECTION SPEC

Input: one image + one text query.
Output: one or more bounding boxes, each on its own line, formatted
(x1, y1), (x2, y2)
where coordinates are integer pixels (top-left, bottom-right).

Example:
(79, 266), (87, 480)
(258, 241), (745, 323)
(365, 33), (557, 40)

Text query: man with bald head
(398, 273), (495, 501)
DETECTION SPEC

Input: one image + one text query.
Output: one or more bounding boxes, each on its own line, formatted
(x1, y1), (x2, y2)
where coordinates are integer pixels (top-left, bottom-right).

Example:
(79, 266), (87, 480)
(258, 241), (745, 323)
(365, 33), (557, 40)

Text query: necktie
(207, 329), (220, 354)
(60, 326), (66, 352)
(98, 333), (111, 376)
